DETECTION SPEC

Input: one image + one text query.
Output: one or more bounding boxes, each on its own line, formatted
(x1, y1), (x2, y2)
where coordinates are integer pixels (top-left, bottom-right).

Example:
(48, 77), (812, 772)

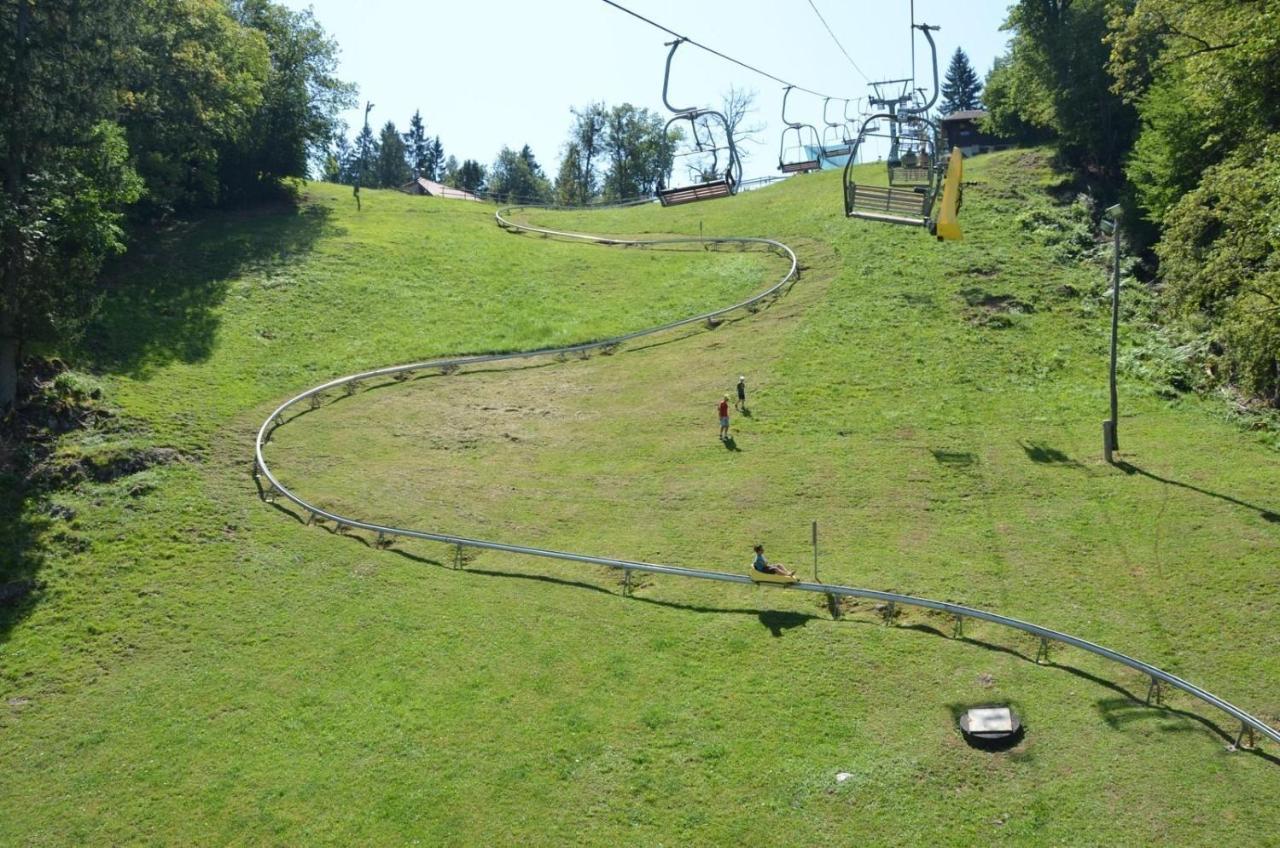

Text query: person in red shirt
(717, 394), (730, 439)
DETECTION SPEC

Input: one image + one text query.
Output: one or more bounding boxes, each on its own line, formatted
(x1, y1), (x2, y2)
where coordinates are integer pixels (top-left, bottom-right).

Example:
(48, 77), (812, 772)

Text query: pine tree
(940, 47), (983, 115)
(353, 121), (379, 189)
(403, 110), (429, 178)
(454, 160), (485, 193)
(375, 120), (410, 188)
(424, 136), (445, 181)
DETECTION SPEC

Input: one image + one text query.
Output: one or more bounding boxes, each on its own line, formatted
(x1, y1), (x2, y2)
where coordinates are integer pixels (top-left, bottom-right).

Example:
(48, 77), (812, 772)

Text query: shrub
(1158, 134), (1280, 405)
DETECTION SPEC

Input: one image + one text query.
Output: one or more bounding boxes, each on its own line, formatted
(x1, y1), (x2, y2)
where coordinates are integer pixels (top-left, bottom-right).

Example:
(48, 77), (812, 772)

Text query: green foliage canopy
(0, 0), (351, 410)
(985, 0), (1138, 177)
(1110, 0), (1280, 403)
(488, 145), (553, 204)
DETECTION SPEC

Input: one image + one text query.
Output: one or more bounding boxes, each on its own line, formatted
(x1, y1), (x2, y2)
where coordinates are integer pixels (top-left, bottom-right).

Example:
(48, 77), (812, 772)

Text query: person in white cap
(735, 375), (746, 411)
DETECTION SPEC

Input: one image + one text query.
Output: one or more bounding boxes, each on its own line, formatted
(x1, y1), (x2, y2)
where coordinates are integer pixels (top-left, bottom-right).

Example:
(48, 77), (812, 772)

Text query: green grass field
(2, 151), (1278, 846)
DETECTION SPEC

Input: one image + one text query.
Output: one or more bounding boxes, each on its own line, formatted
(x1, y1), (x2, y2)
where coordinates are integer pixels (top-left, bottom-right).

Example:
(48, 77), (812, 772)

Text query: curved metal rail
(254, 204), (1278, 752)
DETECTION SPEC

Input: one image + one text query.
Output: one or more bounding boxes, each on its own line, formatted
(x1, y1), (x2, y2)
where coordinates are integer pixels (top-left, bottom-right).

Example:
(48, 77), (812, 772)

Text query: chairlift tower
(867, 78), (915, 165)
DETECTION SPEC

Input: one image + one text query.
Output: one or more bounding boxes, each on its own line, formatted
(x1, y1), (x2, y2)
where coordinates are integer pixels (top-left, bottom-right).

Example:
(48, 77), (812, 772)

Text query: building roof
(941, 109), (990, 123)
(400, 177), (481, 201)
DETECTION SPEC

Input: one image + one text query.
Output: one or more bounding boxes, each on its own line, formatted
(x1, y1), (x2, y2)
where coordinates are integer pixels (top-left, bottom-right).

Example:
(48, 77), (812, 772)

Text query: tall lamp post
(1102, 203), (1122, 463)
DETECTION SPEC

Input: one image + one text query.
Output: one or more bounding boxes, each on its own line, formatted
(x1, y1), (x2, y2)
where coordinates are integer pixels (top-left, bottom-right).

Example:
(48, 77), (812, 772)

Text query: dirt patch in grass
(959, 288), (1035, 314)
(958, 287), (1035, 329)
(30, 446), (186, 490)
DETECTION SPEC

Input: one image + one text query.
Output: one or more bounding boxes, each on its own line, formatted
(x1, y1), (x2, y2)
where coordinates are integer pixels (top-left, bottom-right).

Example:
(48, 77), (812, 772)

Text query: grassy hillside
(2, 154), (1277, 846)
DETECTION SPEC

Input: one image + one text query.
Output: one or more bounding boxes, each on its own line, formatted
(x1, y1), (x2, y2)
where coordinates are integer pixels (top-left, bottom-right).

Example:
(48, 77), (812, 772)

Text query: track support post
(623, 569), (633, 597)
(953, 615), (965, 639)
(1035, 637), (1051, 664)
(1146, 677), (1163, 705)
(1230, 723), (1256, 752)
(453, 544), (465, 570)
(881, 601), (896, 625)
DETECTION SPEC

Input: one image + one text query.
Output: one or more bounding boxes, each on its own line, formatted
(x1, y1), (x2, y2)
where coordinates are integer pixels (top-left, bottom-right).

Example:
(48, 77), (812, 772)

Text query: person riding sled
(752, 544), (795, 578)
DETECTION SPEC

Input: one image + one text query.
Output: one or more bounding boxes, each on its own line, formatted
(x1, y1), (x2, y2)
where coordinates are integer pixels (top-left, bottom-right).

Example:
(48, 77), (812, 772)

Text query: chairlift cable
(598, 0), (845, 100)
(910, 0), (916, 92)
(804, 0), (869, 84)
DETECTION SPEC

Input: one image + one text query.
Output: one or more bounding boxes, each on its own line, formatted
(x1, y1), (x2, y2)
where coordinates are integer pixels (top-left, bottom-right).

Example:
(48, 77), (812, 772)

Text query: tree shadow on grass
(0, 481), (51, 646)
(80, 202), (336, 378)
(1114, 460), (1280, 524)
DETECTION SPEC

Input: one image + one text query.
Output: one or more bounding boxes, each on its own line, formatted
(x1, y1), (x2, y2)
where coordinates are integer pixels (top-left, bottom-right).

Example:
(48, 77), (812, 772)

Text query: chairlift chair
(841, 98), (868, 163)
(819, 98), (855, 163)
(655, 39), (742, 207)
(888, 134), (936, 186)
(777, 86), (822, 174)
(841, 112), (945, 230)
(870, 23), (941, 186)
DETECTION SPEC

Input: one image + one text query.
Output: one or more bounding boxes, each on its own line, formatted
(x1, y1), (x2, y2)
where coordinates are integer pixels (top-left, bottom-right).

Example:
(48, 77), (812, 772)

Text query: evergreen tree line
(1, 0), (354, 410)
(324, 101), (677, 207)
(983, 0), (1280, 408)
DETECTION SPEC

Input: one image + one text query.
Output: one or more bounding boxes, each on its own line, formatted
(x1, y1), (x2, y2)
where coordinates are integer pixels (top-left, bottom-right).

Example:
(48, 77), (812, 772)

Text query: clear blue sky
(281, 0), (1013, 181)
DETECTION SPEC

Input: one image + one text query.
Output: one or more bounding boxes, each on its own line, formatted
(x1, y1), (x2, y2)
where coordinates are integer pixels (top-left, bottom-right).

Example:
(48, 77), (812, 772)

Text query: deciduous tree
(118, 0), (268, 214)
(601, 104), (675, 200)
(489, 145), (552, 203)
(1, 0), (143, 410)
(224, 0), (355, 201)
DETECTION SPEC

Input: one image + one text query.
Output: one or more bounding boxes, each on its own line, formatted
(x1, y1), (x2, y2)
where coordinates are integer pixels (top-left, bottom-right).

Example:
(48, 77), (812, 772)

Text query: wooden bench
(658, 179), (734, 207)
(845, 183), (930, 226)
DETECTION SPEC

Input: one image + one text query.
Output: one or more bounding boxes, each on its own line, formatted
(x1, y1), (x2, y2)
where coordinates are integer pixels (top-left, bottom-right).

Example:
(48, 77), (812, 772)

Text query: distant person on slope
(736, 375), (747, 412)
(718, 395), (731, 440)
(752, 545), (794, 577)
